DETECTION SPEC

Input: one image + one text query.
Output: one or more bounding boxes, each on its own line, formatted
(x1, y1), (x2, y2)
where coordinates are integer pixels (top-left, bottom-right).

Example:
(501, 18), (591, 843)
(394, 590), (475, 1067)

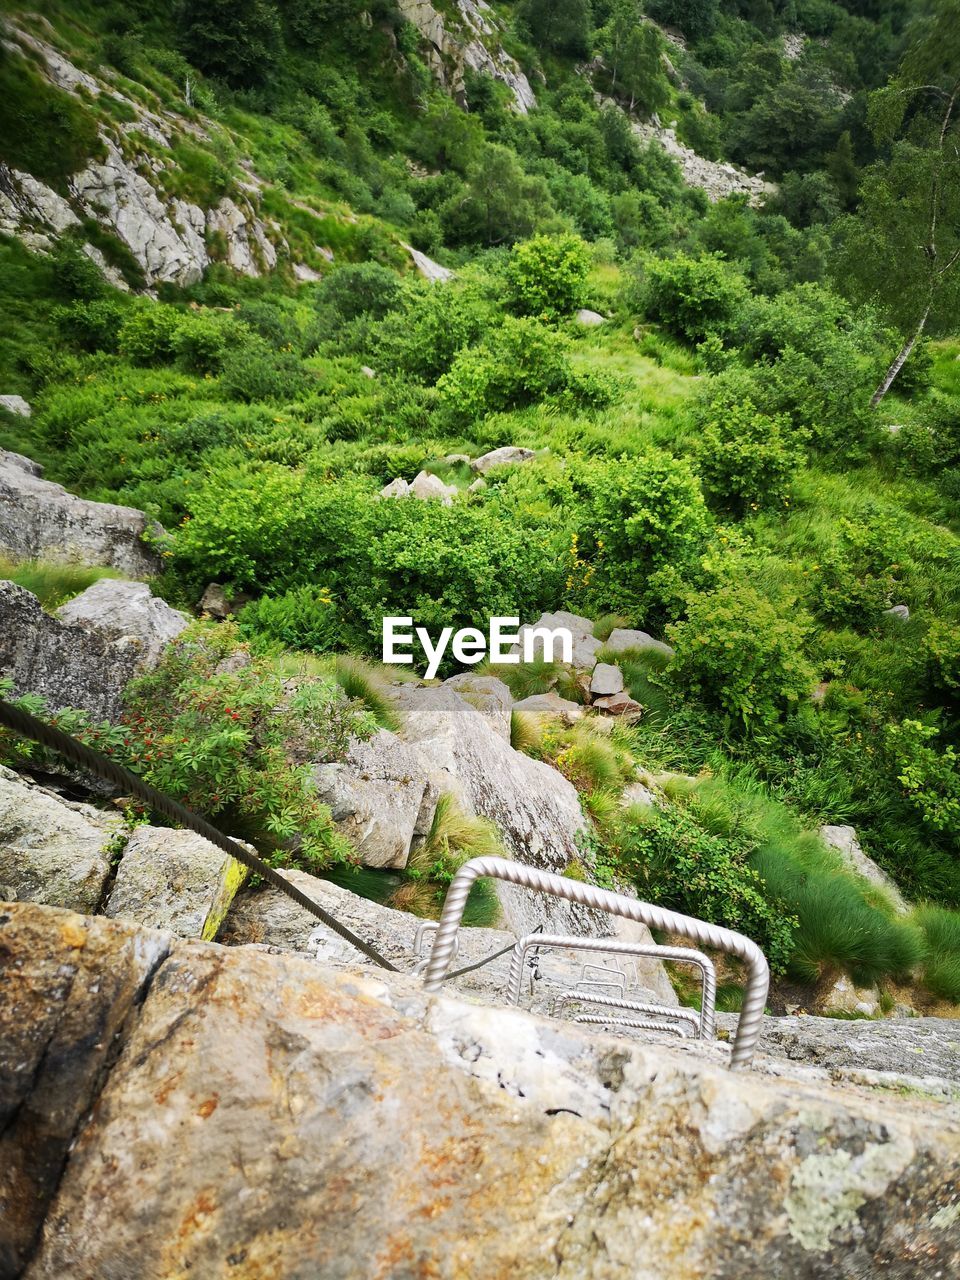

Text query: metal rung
(574, 1013), (688, 1037)
(552, 990), (701, 1036)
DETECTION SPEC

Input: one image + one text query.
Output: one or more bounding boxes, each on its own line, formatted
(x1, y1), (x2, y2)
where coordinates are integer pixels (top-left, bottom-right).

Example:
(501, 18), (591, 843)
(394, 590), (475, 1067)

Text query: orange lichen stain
(153, 1071), (184, 1105)
(60, 920), (87, 949)
(177, 1189), (218, 1245)
(196, 1094), (219, 1119)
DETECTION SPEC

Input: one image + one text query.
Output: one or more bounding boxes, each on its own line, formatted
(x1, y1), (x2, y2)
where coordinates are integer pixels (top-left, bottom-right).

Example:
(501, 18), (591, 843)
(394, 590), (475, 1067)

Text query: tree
(445, 145), (552, 246)
(598, 2), (671, 115)
(518, 0), (593, 59)
(176, 0), (282, 86)
(834, 1), (960, 404)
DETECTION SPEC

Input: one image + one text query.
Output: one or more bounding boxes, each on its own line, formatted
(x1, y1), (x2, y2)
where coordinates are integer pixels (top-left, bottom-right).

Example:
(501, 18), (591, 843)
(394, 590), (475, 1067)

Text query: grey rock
(513, 692), (584, 726)
(513, 611), (603, 671)
(0, 448), (163, 577)
(820, 825), (910, 916)
(0, 394), (31, 417)
(312, 730), (437, 869)
(622, 780), (656, 808)
(10, 900), (960, 1280)
(198, 582), (236, 620)
(409, 469), (458, 505)
(818, 974), (882, 1018)
(56, 580), (188, 667)
(884, 604), (911, 621)
(379, 476), (410, 498)
(466, 476), (486, 492)
(360, 365), (376, 378)
(104, 826), (248, 940)
(590, 662), (624, 697)
(575, 308), (607, 326)
(604, 627), (675, 658)
(444, 672), (512, 738)
(593, 691), (643, 718)
(469, 446), (536, 474)
(444, 453), (471, 465)
(401, 240), (454, 282)
(0, 765), (120, 912)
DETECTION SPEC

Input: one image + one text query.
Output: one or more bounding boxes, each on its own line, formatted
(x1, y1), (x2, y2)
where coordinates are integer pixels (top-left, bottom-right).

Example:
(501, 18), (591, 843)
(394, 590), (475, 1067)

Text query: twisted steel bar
(423, 857), (768, 1068)
(507, 935), (717, 1040)
(574, 1013), (689, 1037)
(552, 990), (701, 1035)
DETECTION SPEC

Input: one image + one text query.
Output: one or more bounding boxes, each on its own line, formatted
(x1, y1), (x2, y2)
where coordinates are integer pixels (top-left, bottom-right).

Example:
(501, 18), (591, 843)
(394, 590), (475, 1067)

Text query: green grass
(0, 557), (123, 610)
(510, 707), (543, 754)
(915, 906), (960, 1003)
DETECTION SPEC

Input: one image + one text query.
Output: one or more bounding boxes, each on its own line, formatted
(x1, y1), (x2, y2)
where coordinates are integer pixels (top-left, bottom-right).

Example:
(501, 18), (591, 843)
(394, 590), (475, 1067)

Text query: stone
(820, 825), (910, 916)
(56, 579), (189, 667)
(0, 448), (164, 577)
(467, 476), (486, 492)
(379, 476), (410, 498)
(409, 469), (457, 505)
(443, 673), (513, 739)
(0, 765), (120, 912)
(884, 604), (910, 621)
(0, 581), (179, 720)
(198, 582), (236, 620)
(206, 197), (277, 277)
(590, 662), (624, 697)
(575, 308), (607, 326)
(604, 627), (675, 658)
(8, 900), (960, 1280)
(818, 973), (882, 1018)
(593, 691), (643, 718)
(469, 445), (536, 474)
(513, 691), (584, 726)
(0, 394), (31, 417)
(513, 610), (603, 671)
(104, 827), (248, 940)
(311, 730), (437, 869)
(444, 453), (471, 465)
(622, 780), (656, 808)
(0, 903), (171, 1275)
(360, 364), (376, 378)
(401, 240), (454, 282)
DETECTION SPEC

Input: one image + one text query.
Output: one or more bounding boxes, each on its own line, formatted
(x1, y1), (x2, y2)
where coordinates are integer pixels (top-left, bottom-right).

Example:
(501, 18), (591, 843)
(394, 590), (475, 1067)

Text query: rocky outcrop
(397, 0), (536, 113)
(820, 824), (910, 916)
(0, 579), (187, 719)
(513, 609), (604, 671)
(402, 240), (454, 282)
(443, 672), (512, 739)
(5, 899), (960, 1279)
(0, 765), (120, 912)
(103, 826), (247, 941)
(0, 448), (163, 577)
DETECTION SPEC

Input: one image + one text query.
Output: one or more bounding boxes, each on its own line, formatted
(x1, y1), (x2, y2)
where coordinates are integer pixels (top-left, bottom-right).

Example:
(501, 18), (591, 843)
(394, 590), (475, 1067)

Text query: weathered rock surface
(6, 900), (960, 1280)
(0, 448), (163, 576)
(57, 579), (188, 666)
(312, 729), (437, 869)
(513, 691), (584, 726)
(0, 394), (31, 417)
(575, 308), (607, 326)
(513, 610), (603, 671)
(402, 240), (455, 282)
(409, 468), (458, 504)
(590, 661), (624, 697)
(469, 445), (536, 474)
(0, 765), (120, 912)
(443, 672), (513, 739)
(104, 826), (247, 941)
(626, 108), (777, 205)
(820, 824), (910, 915)
(593, 690), (643, 717)
(604, 626), (675, 658)
(0, 580), (187, 719)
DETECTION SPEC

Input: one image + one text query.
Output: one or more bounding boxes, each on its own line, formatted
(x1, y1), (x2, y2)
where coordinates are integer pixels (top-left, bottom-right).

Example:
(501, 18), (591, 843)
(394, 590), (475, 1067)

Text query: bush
(219, 337), (312, 402)
(239, 585), (341, 652)
(316, 262), (404, 323)
(374, 280), (494, 382)
(696, 397), (806, 513)
(925, 620), (960, 702)
(436, 317), (574, 424)
(885, 719), (960, 837)
(915, 907), (960, 1003)
(505, 233), (590, 321)
(668, 584), (816, 729)
(119, 306), (184, 365)
(173, 311), (244, 374)
(636, 253), (749, 344)
(55, 299), (128, 353)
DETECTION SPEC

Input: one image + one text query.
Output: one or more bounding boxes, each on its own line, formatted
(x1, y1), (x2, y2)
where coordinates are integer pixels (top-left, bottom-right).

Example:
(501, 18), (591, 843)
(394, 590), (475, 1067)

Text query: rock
(0, 581), (181, 720)
(444, 453), (471, 465)
(575, 308), (607, 326)
(401, 240), (454, 282)
(622, 780), (656, 808)
(0, 902), (171, 1275)
(409, 469), (458, 505)
(0, 394), (31, 417)
(379, 476), (410, 498)
(0, 449), (41, 476)
(467, 476), (486, 492)
(820, 825), (910, 916)
(198, 582), (237, 620)
(0, 449), (164, 577)
(360, 364), (376, 378)
(884, 604), (910, 621)
(604, 627), (675, 658)
(292, 261), (322, 283)
(513, 611), (603, 671)
(311, 730), (437, 869)
(9, 900), (960, 1280)
(818, 974), (882, 1018)
(513, 692), (584, 726)
(590, 662), (624, 697)
(0, 765), (121, 912)
(104, 827), (248, 940)
(56, 580), (189, 667)
(206, 197), (277, 277)
(469, 446), (536, 474)
(593, 691), (643, 718)
(443, 673), (513, 739)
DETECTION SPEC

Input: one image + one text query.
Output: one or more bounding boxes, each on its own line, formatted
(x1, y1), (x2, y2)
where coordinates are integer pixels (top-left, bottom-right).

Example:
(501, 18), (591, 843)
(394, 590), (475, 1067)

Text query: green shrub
(316, 262), (404, 323)
(0, 54), (101, 187)
(668, 584), (816, 729)
(436, 317), (574, 424)
(219, 337), (312, 402)
(239, 585), (340, 653)
(636, 253), (749, 344)
(924, 620), (960, 702)
(505, 233), (591, 320)
(915, 907), (960, 1003)
(696, 397), (806, 513)
(54, 299), (128, 354)
(374, 280), (494, 383)
(173, 312), (244, 374)
(119, 306), (185, 366)
(885, 719), (960, 837)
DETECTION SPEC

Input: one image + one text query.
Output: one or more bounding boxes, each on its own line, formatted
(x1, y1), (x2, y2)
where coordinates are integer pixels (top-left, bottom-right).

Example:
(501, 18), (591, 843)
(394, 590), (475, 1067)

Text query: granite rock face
(443, 672), (513, 740)
(0, 448), (163, 577)
(820, 824), (910, 915)
(3, 900), (959, 1280)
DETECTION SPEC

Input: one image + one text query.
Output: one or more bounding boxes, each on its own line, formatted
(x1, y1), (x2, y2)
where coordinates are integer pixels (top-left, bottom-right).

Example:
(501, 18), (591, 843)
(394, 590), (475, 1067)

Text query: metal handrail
(508, 935), (717, 1040)
(422, 857), (769, 1069)
(551, 990), (701, 1035)
(574, 1014), (688, 1037)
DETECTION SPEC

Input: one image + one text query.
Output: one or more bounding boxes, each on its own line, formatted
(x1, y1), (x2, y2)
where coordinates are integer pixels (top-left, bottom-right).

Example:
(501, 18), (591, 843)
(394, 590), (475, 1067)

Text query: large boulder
(820, 825), (910, 916)
(512, 610), (602, 672)
(0, 449), (163, 577)
(311, 730), (437, 870)
(443, 672), (512, 739)
(6, 900), (960, 1280)
(104, 827), (248, 941)
(0, 765), (120, 912)
(469, 446), (536, 474)
(604, 627), (675, 659)
(0, 580), (187, 720)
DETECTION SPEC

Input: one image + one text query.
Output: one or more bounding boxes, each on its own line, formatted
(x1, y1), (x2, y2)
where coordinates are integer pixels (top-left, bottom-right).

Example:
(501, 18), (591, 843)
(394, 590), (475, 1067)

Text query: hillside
(2, 0), (960, 1032)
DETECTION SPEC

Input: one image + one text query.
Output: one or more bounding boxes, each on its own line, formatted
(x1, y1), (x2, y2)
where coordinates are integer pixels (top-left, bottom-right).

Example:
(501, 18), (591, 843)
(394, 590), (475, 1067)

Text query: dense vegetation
(2, 0), (960, 1007)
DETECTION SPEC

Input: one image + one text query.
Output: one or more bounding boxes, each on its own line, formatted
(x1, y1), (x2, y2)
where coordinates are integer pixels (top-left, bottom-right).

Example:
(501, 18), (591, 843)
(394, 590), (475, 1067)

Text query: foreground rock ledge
(2, 902), (958, 1280)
